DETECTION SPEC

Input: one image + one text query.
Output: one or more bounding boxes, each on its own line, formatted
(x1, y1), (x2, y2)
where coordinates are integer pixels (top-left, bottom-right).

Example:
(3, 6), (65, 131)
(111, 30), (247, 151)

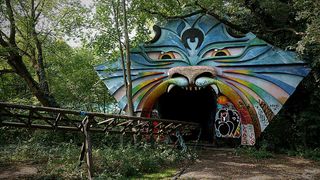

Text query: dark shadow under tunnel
(154, 86), (217, 142)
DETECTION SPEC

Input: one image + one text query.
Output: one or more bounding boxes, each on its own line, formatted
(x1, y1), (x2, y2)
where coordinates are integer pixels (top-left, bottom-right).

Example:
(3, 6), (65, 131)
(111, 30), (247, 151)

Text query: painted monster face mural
(95, 14), (310, 145)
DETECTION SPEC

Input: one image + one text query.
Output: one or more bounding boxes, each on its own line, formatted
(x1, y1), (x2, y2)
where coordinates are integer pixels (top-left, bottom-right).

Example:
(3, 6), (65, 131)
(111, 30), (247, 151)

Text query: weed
(0, 129), (194, 179)
(236, 145), (274, 159)
(287, 148), (320, 161)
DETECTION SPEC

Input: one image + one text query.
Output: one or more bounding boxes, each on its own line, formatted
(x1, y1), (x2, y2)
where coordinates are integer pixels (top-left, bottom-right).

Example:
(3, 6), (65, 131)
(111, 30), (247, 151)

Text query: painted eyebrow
(197, 41), (250, 57)
(131, 47), (190, 65)
(141, 45), (188, 55)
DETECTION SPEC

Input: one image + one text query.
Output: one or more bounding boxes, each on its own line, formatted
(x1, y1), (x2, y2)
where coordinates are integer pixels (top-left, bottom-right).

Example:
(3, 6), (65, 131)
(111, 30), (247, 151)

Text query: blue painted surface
(94, 13), (310, 145)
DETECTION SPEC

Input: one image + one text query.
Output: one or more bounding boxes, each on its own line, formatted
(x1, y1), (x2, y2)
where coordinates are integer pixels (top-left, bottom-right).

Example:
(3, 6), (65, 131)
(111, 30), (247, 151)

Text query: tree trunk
(112, 0), (128, 100)
(122, 0), (134, 116)
(1, 0), (59, 107)
(7, 54), (58, 107)
(31, 0), (50, 95)
(122, 0), (136, 144)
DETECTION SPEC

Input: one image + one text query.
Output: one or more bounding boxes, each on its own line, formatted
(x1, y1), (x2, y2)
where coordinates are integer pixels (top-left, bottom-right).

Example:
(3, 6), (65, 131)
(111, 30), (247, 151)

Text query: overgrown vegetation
(236, 145), (275, 159)
(286, 148), (320, 162)
(0, 127), (195, 178)
(1, 0), (320, 176)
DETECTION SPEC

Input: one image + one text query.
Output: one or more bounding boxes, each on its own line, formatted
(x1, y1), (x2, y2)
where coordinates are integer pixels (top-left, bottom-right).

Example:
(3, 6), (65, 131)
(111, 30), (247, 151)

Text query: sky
(81, 0), (93, 7)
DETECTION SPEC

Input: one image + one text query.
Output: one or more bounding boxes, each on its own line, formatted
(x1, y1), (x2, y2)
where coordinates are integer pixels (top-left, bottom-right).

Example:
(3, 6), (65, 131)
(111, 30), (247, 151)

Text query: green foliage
(236, 145), (274, 159)
(261, 81), (320, 151)
(0, 142), (85, 179)
(287, 148), (320, 161)
(89, 0), (152, 59)
(95, 144), (191, 179)
(0, 73), (35, 104)
(0, 129), (193, 179)
(44, 39), (114, 111)
(138, 168), (177, 179)
(1, 0), (320, 161)
(0, 127), (32, 145)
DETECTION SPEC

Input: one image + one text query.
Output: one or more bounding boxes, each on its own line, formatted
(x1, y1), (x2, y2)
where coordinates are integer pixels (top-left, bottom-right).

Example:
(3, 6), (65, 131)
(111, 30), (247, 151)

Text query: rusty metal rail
(0, 102), (199, 179)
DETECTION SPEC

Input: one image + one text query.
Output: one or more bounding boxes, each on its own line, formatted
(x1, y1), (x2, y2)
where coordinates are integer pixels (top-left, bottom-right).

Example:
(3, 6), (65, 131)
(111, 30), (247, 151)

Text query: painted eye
(159, 52), (175, 59)
(211, 49), (231, 57)
(203, 47), (244, 58)
(147, 51), (182, 60)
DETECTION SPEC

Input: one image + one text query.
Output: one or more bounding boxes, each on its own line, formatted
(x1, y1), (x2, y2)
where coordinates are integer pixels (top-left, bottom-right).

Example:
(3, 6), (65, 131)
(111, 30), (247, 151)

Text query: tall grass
(0, 127), (195, 179)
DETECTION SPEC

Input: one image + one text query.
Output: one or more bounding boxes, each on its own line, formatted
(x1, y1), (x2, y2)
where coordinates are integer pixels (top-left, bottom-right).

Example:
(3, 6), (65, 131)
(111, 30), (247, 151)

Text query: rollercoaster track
(0, 101), (199, 135)
(0, 101), (200, 179)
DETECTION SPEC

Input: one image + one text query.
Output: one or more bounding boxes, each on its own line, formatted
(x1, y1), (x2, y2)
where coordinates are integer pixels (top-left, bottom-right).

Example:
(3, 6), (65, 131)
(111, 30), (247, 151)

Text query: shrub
(0, 129), (194, 179)
(94, 143), (193, 179)
(236, 144), (274, 159)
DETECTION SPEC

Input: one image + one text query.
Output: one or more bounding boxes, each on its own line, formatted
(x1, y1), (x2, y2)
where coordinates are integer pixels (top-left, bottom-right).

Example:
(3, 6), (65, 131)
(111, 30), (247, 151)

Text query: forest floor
(1, 148), (320, 179)
(176, 148), (320, 179)
(0, 161), (39, 179)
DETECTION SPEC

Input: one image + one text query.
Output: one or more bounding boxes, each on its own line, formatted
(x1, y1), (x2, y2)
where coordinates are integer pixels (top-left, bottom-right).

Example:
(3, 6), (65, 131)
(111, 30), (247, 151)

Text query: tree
(121, 0), (134, 116)
(0, 0), (88, 107)
(92, 0), (150, 115)
(111, 0), (133, 116)
(44, 39), (113, 111)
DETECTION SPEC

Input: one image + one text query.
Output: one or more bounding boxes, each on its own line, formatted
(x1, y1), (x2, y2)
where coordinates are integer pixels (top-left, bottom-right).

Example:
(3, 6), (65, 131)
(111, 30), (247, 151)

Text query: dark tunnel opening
(154, 86), (217, 142)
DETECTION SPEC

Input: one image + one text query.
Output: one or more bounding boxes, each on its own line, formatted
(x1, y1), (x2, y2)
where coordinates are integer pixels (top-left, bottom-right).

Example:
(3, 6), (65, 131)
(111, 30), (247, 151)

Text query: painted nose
(168, 66), (217, 85)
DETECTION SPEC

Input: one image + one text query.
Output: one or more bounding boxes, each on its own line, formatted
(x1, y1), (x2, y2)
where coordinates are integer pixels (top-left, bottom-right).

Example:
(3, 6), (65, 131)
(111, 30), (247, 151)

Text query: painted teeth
(167, 84), (175, 93)
(211, 84), (219, 94)
(180, 86), (203, 91)
(177, 85), (218, 93)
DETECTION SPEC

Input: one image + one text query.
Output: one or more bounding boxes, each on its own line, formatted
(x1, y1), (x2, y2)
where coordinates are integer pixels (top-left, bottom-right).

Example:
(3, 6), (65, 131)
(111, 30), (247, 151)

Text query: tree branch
(40, 11), (69, 43)
(143, 8), (205, 20)
(0, 33), (9, 47)
(0, 68), (16, 75)
(176, 0), (181, 6)
(35, 0), (46, 21)
(194, 1), (249, 33)
(5, 0), (17, 44)
(0, 29), (10, 42)
(17, 46), (33, 60)
(112, 0), (128, 90)
(35, 11), (42, 21)
(244, 0), (275, 26)
(266, 28), (305, 36)
(15, 25), (29, 42)
(17, 0), (31, 18)
(143, 7), (249, 34)
(143, 2), (305, 37)
(35, 0), (45, 12)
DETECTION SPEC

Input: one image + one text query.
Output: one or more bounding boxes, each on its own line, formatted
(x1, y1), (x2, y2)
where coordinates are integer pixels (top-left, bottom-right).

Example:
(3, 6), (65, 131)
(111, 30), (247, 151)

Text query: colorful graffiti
(215, 97), (241, 138)
(94, 13), (310, 145)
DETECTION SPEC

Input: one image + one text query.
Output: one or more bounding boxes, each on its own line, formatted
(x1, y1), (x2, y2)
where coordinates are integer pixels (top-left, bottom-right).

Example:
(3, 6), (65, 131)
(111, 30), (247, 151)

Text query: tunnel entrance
(154, 86), (217, 142)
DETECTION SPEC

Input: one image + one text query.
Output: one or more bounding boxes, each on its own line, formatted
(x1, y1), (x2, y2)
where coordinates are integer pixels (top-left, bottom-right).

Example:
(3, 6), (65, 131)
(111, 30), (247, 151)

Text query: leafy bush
(94, 143), (193, 179)
(0, 129), (194, 179)
(287, 148), (320, 161)
(236, 145), (274, 159)
(0, 127), (32, 145)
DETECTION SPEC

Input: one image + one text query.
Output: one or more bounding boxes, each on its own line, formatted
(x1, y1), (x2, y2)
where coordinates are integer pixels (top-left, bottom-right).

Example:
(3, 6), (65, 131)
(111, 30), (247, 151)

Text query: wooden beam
(0, 102), (199, 127)
(83, 116), (93, 179)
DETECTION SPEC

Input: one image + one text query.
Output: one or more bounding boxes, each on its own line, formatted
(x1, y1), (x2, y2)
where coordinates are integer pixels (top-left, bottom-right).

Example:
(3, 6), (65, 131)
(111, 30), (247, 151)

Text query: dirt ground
(178, 149), (320, 179)
(0, 162), (38, 179)
(1, 149), (320, 179)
